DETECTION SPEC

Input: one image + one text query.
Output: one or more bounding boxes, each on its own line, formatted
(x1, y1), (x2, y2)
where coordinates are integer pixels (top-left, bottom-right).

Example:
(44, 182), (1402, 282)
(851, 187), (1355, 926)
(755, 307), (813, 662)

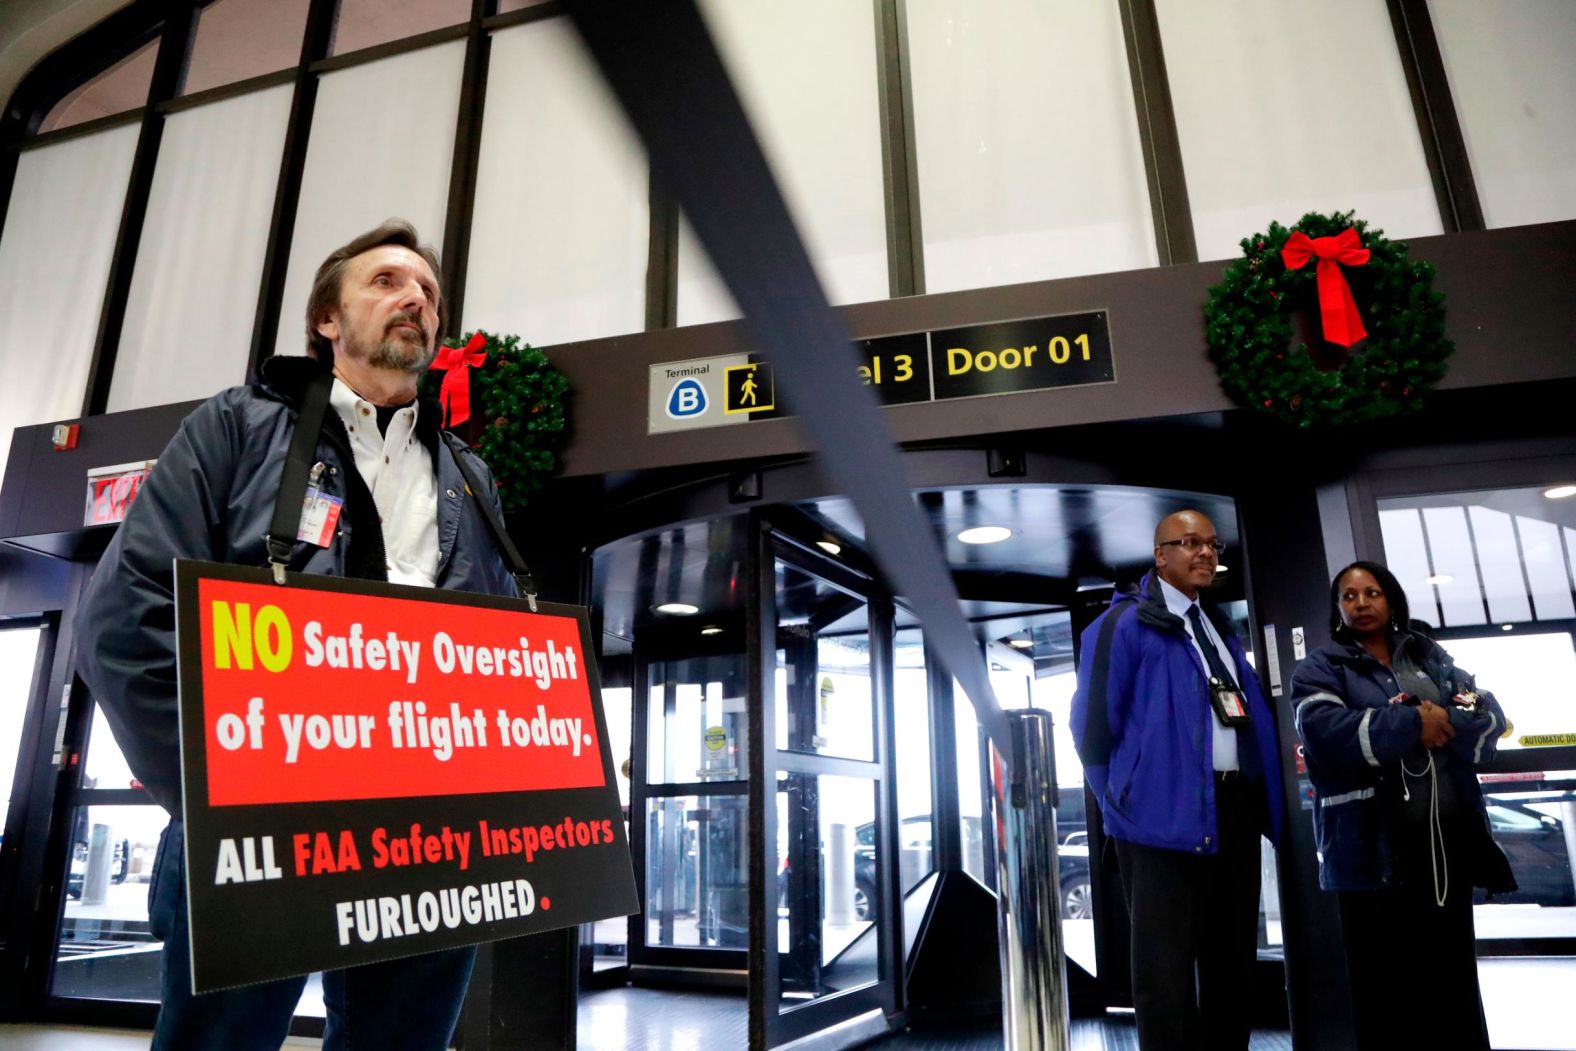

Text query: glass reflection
(52, 805), (168, 1000)
(644, 796), (747, 950)
(893, 628), (934, 895)
(773, 562), (874, 761)
(776, 772), (881, 1009)
(648, 656), (748, 784)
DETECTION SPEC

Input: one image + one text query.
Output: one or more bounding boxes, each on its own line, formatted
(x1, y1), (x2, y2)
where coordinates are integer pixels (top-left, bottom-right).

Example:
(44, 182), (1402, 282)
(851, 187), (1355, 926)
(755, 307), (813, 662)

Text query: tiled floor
(5, 961), (1572, 1050)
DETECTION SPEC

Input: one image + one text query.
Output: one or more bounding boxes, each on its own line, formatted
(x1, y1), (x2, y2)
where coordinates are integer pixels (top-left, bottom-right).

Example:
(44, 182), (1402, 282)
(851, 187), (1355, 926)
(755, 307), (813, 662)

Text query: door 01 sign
(174, 561), (637, 993)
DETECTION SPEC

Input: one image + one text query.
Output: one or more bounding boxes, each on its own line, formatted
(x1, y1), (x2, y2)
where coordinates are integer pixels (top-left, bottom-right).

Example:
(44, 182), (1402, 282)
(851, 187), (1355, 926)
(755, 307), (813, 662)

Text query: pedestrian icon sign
(724, 363), (773, 415)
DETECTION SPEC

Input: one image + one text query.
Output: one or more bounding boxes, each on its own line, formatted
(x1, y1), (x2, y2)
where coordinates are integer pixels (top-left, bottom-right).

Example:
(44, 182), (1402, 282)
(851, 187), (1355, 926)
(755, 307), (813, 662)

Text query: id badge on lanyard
(295, 463), (343, 548)
(1209, 676), (1252, 727)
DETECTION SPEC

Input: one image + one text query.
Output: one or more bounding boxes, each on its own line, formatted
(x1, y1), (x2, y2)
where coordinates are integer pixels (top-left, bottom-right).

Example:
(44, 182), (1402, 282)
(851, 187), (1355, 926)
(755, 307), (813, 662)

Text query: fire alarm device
(52, 424), (79, 451)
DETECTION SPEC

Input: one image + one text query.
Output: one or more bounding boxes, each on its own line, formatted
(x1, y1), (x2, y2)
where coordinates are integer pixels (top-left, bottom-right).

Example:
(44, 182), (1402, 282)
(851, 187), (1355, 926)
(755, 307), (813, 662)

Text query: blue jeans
(147, 824), (476, 1050)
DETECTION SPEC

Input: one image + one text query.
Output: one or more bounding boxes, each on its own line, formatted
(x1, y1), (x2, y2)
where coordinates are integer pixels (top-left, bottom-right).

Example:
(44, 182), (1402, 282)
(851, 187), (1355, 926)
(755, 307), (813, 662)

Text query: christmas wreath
(1204, 210), (1452, 428)
(424, 330), (569, 512)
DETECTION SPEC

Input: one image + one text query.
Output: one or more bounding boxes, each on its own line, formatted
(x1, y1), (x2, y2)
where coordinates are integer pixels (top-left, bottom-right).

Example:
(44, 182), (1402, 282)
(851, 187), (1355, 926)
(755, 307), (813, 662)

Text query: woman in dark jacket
(1291, 560), (1514, 1051)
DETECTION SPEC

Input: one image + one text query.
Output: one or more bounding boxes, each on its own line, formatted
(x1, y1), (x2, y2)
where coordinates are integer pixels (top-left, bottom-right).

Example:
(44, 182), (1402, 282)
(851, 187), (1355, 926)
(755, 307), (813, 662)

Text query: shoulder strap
(265, 371), (334, 584)
(1080, 602), (1136, 769)
(441, 433), (539, 611)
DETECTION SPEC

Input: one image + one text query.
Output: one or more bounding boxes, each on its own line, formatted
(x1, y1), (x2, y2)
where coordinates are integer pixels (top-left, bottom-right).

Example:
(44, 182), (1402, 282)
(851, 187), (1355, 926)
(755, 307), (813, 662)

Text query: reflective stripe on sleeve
(1473, 711), (1499, 764)
(1320, 787), (1376, 808)
(1294, 691), (1345, 733)
(1358, 709), (1379, 767)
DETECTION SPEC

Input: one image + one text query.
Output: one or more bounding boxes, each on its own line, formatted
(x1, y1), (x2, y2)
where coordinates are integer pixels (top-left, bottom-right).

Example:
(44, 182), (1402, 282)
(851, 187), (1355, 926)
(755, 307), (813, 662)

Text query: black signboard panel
(929, 311), (1113, 401)
(174, 561), (637, 992)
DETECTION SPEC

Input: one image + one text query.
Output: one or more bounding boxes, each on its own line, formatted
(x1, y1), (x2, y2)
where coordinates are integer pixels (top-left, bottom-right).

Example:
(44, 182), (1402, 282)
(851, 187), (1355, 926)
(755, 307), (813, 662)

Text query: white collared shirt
(1159, 576), (1239, 771)
(329, 378), (439, 588)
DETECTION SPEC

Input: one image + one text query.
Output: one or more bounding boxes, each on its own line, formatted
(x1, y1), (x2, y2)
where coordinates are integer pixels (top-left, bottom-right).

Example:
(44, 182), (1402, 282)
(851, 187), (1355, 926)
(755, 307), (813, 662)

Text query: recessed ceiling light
(1009, 638), (1033, 649)
(700, 625), (723, 635)
(1501, 623), (1514, 632)
(1426, 574), (1453, 585)
(816, 540), (842, 556)
(1544, 484), (1576, 500)
(957, 525), (1012, 545)
(1214, 564), (1229, 574)
(654, 602), (699, 616)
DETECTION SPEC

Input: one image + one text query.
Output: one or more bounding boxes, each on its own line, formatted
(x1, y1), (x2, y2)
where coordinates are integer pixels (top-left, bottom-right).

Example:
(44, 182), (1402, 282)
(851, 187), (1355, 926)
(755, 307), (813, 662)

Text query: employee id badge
(296, 486), (343, 547)
(1208, 676), (1253, 727)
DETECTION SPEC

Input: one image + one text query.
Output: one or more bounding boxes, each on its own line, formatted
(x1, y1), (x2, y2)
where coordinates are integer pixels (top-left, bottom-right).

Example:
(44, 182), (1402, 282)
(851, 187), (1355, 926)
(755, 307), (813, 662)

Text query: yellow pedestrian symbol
(724, 363), (774, 414)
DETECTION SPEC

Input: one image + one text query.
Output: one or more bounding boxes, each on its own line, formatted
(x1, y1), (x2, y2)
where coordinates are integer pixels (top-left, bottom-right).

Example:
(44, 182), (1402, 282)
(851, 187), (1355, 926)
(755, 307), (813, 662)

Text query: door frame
(748, 515), (902, 1048)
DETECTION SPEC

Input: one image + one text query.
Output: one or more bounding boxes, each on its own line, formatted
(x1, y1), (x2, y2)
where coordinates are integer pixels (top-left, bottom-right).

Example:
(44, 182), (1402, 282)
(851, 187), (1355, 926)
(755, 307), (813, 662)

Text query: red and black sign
(174, 561), (636, 993)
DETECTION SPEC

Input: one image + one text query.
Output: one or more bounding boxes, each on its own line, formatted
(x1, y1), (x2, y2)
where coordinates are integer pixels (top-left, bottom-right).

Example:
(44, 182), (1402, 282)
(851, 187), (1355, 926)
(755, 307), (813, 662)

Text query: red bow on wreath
(1281, 227), (1371, 347)
(429, 332), (488, 428)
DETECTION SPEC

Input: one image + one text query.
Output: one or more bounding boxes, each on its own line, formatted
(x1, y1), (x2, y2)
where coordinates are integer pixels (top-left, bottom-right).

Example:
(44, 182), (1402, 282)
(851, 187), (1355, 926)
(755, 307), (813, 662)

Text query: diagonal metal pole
(563, 0), (1011, 761)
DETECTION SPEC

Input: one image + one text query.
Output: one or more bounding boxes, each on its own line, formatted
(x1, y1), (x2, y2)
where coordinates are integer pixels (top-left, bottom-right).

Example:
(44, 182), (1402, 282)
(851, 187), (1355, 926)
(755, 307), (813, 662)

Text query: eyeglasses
(1158, 537), (1227, 555)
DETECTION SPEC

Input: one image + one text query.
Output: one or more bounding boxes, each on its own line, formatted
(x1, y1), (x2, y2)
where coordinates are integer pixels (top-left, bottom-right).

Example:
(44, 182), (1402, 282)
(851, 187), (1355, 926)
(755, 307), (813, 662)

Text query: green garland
(1204, 210), (1452, 428)
(425, 331), (569, 512)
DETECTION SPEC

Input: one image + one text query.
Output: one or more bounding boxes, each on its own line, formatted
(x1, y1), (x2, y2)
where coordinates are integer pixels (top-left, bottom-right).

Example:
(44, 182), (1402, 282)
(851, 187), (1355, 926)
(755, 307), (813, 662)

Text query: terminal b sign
(645, 310), (1112, 434)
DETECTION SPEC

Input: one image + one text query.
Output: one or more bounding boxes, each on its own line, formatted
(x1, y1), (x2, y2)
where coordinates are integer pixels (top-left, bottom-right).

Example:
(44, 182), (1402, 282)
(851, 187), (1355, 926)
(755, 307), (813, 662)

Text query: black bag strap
(441, 432), (539, 611)
(265, 371), (334, 584)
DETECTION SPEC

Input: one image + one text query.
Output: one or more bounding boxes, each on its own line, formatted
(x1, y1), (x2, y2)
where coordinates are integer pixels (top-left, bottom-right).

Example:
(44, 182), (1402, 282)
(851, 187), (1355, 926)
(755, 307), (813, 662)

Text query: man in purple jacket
(1071, 510), (1284, 1050)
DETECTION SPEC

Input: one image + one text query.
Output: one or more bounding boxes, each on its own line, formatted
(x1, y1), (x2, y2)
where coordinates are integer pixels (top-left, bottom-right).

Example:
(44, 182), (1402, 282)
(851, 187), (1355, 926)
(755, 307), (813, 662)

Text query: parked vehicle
(851, 814), (1095, 921)
(66, 837), (129, 901)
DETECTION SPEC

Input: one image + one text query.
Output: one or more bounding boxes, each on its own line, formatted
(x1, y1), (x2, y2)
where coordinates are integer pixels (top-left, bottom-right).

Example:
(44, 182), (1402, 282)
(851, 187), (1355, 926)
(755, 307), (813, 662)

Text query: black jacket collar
(257, 355), (444, 455)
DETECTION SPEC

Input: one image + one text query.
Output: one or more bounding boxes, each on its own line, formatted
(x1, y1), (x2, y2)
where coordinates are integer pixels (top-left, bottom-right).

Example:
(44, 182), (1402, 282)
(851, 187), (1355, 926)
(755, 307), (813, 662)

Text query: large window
(463, 18), (649, 349)
(1154, 0), (1443, 260)
(1427, 0), (1576, 229)
(109, 85), (294, 411)
(0, 0), (1567, 462)
(906, 0), (1158, 292)
(0, 124), (139, 478)
(1379, 485), (1576, 751)
(677, 0), (889, 325)
(271, 40), (466, 360)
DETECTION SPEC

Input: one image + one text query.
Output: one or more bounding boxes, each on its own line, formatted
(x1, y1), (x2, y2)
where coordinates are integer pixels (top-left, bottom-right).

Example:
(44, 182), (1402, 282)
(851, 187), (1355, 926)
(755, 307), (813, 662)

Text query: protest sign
(174, 561), (636, 992)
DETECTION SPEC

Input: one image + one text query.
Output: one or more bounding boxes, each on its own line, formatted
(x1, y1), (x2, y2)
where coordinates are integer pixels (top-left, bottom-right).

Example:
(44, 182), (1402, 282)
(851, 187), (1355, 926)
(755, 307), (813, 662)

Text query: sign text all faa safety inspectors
(646, 310), (1114, 434)
(173, 561), (637, 993)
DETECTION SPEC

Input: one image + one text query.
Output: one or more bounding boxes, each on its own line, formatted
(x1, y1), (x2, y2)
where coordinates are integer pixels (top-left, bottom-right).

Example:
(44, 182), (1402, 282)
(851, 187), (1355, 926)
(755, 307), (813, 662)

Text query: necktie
(1187, 605), (1263, 781)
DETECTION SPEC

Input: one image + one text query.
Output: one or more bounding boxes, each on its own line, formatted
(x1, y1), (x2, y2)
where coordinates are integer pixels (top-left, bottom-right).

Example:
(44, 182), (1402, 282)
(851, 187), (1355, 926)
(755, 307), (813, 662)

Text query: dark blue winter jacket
(1071, 573), (1285, 854)
(1291, 632), (1515, 893)
(74, 356), (519, 817)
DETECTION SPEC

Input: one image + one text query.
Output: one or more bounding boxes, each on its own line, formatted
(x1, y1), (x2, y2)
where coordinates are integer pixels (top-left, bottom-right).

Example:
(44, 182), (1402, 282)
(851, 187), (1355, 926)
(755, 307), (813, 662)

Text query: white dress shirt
(329, 378), (439, 588)
(1159, 576), (1239, 771)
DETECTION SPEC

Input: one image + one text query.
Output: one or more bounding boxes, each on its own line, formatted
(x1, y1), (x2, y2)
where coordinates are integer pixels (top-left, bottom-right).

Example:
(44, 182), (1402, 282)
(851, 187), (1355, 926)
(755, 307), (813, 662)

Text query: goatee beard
(367, 314), (435, 372)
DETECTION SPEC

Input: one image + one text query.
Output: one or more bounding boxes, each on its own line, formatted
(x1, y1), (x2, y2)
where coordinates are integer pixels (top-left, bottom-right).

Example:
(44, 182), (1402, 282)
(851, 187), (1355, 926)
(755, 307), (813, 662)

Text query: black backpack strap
(1080, 602), (1136, 771)
(441, 433), (539, 611)
(265, 371), (334, 584)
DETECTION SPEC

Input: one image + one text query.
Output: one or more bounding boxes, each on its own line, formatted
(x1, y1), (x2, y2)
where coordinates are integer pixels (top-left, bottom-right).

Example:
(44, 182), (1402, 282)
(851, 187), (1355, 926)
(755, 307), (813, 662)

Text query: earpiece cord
(1399, 752), (1448, 907)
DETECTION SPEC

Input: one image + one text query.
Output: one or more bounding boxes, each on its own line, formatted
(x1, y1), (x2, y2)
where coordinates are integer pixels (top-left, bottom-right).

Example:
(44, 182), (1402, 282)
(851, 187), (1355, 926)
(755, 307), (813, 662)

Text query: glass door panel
(892, 628), (934, 896)
(644, 794), (748, 949)
(649, 655), (749, 782)
(635, 650), (750, 971)
(776, 772), (881, 1007)
(759, 535), (898, 1047)
(51, 804), (167, 1001)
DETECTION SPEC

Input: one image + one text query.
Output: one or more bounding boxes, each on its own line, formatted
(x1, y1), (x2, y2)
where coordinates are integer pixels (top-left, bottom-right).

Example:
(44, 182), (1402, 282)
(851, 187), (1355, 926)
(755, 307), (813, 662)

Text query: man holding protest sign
(76, 220), (524, 1049)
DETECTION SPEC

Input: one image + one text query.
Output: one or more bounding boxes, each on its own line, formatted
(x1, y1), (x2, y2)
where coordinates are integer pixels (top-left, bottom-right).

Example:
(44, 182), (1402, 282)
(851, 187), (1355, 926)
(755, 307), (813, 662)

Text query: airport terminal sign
(174, 561), (637, 992)
(646, 311), (1113, 433)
